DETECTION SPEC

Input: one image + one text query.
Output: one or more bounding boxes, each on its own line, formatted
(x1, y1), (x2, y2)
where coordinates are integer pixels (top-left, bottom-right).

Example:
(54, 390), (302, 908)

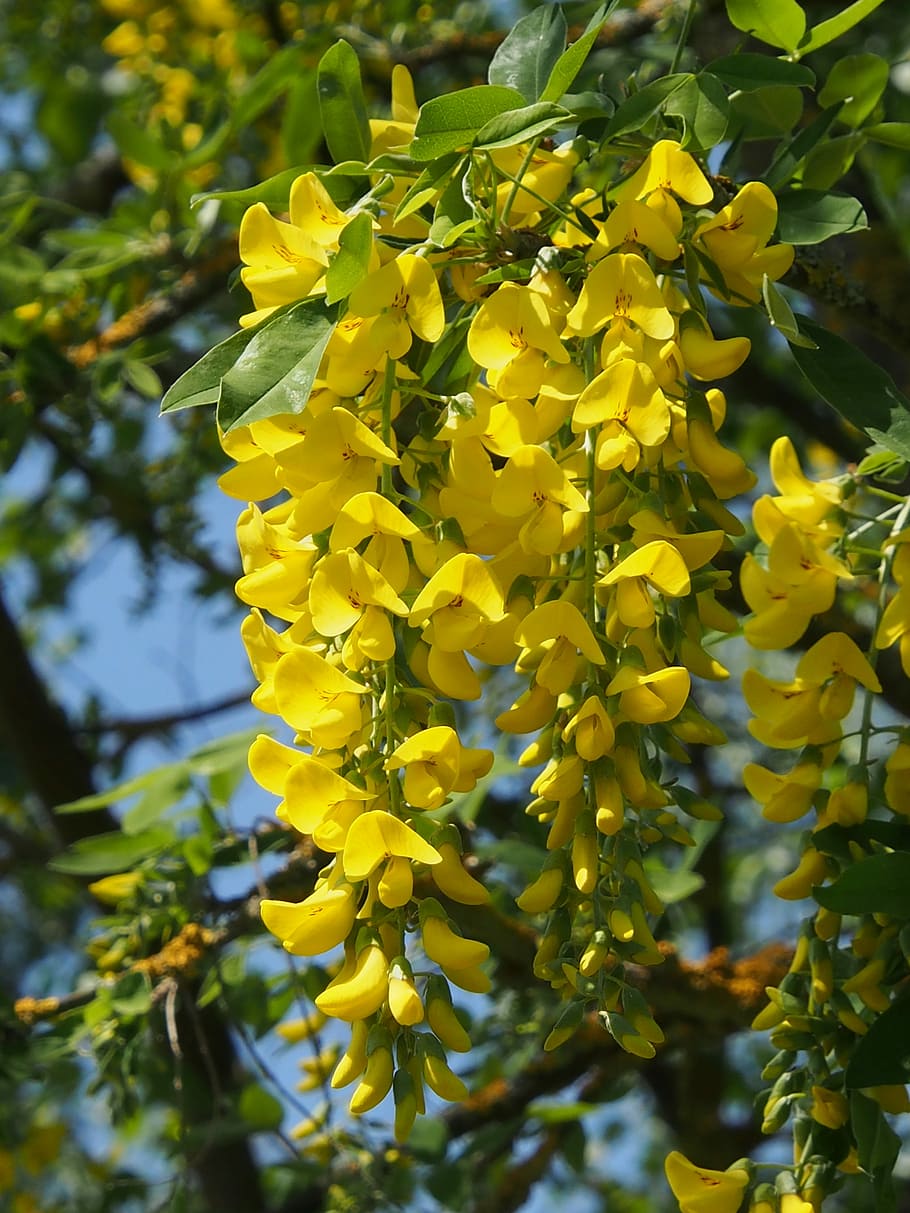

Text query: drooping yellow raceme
(214, 93), (845, 1153)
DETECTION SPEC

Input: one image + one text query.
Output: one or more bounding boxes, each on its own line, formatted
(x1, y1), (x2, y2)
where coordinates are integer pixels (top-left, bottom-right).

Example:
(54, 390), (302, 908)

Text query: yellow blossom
(664, 1151), (750, 1213)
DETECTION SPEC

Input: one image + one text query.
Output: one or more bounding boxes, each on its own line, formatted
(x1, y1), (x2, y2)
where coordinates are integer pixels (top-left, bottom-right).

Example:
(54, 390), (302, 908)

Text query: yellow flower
(516, 600), (605, 695)
(386, 726), (491, 809)
(316, 943), (390, 1021)
(409, 553), (505, 651)
(278, 753), (374, 834)
(273, 648), (368, 748)
(743, 761), (821, 823)
(492, 142), (579, 219)
(885, 742), (910, 816)
(237, 202), (328, 326)
(342, 810), (442, 882)
(694, 181), (794, 304)
(388, 959), (424, 1026)
(599, 540), (691, 628)
(876, 539), (910, 676)
(606, 665), (691, 724)
(595, 197), (680, 262)
(288, 171), (353, 248)
(347, 253), (445, 359)
(563, 695), (615, 760)
(810, 1084), (848, 1129)
(664, 1151), (750, 1213)
(615, 139), (714, 210)
(467, 283), (569, 397)
(566, 252), (675, 340)
(261, 884), (358, 956)
(490, 444), (588, 555)
(308, 548), (408, 660)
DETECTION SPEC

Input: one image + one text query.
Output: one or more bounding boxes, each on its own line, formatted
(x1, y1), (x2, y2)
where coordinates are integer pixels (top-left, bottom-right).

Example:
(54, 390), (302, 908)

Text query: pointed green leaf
(765, 101), (844, 190)
(317, 40), (371, 165)
(55, 760), (190, 812)
(846, 1001), (910, 1088)
(813, 852), (910, 917)
(325, 211), (374, 304)
(665, 72), (730, 151)
(411, 85), (526, 161)
(790, 316), (910, 463)
(49, 827), (174, 876)
(708, 54), (815, 91)
(541, 1), (620, 103)
(800, 0), (887, 55)
(161, 318), (282, 415)
(488, 5), (567, 103)
(776, 190), (867, 244)
(603, 74), (691, 140)
(762, 276), (812, 345)
(864, 122), (910, 151)
(818, 54), (889, 128)
(731, 85), (804, 139)
(725, 0), (806, 52)
(217, 298), (337, 433)
(191, 167), (311, 213)
(474, 102), (571, 150)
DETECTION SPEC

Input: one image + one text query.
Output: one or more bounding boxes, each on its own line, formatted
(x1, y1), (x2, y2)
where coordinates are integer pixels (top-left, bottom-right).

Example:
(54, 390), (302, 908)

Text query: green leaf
(850, 1092), (900, 1213)
(191, 167), (311, 213)
(282, 71), (323, 167)
(664, 73), (729, 151)
(121, 765), (192, 834)
(238, 1082), (285, 1131)
(708, 54), (814, 92)
(393, 153), (462, 225)
(765, 102), (844, 190)
(541, 1), (620, 103)
(188, 728), (262, 777)
(528, 1101), (600, 1125)
(316, 40), (371, 165)
(474, 102), (571, 151)
(603, 74), (691, 140)
(160, 322), (269, 414)
(731, 85), (803, 139)
(846, 1001), (910, 1087)
(49, 827), (174, 876)
(813, 819), (910, 858)
(216, 298), (337, 433)
(818, 54), (889, 128)
(123, 361), (162, 400)
(864, 122), (910, 151)
(799, 0), (887, 55)
(231, 45), (305, 131)
(813, 852), (910, 917)
(800, 132), (866, 191)
(107, 113), (176, 172)
(429, 160), (472, 246)
(183, 833), (213, 877)
(725, 0), (806, 52)
(855, 447), (909, 481)
(411, 85), (527, 161)
(407, 1116), (449, 1162)
(790, 316), (910, 463)
(111, 972), (153, 1018)
(55, 760), (190, 813)
(324, 212), (373, 305)
(776, 190), (867, 244)
(761, 276), (812, 345)
(488, 5), (567, 103)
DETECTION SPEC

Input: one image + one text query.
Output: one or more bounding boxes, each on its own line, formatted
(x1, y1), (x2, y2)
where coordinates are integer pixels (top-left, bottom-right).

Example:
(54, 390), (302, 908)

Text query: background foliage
(2, 1), (910, 1211)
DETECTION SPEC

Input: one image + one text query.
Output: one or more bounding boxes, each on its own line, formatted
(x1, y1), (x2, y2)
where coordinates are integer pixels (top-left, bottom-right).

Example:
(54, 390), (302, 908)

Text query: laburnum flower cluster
(212, 62), (826, 1180)
(727, 442), (910, 1211)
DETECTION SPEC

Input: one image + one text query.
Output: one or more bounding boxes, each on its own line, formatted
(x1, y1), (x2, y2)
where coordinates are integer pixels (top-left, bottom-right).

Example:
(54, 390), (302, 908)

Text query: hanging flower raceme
(194, 39), (836, 1183)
